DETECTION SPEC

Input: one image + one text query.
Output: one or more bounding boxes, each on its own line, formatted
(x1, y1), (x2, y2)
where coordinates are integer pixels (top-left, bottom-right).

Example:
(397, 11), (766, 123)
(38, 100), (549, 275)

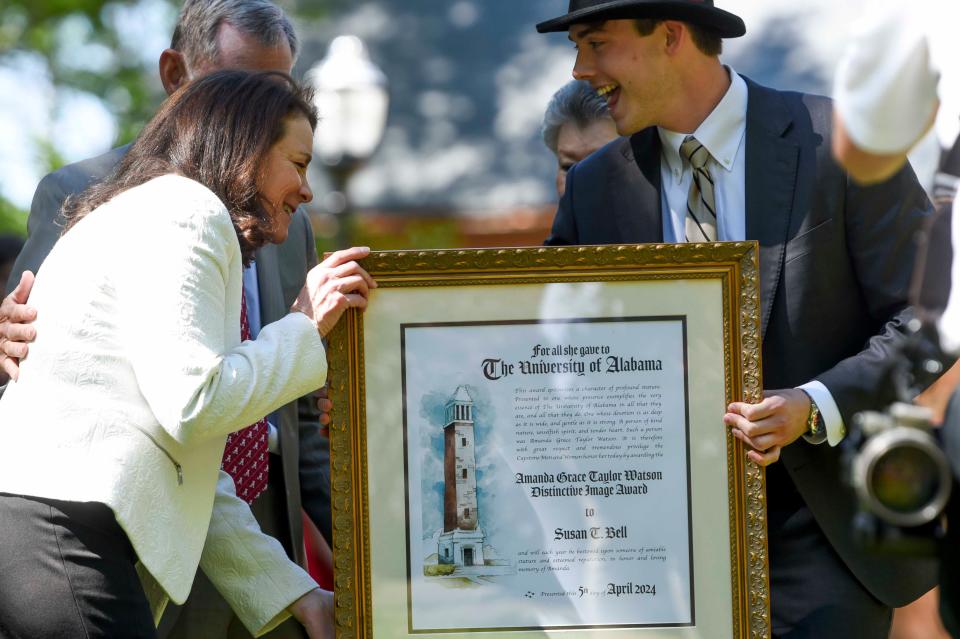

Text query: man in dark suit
(0, 2), (332, 637)
(537, 1), (937, 636)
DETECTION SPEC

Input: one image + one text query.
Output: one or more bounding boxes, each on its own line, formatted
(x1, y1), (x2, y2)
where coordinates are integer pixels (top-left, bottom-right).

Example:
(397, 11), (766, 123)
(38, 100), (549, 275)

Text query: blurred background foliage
(0, 0), (341, 237)
(0, 0), (172, 234)
(2, 0), (937, 254)
(0, 197), (27, 236)
(2, 1), (163, 138)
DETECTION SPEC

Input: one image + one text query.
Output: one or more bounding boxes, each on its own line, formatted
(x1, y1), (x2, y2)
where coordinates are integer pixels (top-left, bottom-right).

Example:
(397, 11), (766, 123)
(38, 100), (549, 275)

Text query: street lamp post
(306, 35), (389, 249)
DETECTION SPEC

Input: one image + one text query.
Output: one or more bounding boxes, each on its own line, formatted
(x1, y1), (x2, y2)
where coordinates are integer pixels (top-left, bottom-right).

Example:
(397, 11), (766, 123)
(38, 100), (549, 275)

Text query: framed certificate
(328, 243), (769, 639)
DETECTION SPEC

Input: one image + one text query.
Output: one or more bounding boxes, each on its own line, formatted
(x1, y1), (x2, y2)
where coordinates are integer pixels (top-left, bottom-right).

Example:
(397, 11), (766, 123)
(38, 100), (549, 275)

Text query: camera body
(844, 312), (958, 554)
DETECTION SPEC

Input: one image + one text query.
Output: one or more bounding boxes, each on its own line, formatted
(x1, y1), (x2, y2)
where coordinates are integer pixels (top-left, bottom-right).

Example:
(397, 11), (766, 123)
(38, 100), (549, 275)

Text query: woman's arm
(199, 471), (322, 636)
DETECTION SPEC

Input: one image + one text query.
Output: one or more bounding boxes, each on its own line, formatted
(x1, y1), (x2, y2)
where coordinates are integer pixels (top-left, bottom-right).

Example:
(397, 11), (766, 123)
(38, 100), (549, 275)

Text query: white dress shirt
(659, 68), (845, 445)
(242, 263), (280, 454)
(658, 67), (747, 244)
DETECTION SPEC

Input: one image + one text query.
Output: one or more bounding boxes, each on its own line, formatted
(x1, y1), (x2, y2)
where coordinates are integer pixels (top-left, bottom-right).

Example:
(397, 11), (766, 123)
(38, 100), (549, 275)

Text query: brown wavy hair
(61, 70), (318, 264)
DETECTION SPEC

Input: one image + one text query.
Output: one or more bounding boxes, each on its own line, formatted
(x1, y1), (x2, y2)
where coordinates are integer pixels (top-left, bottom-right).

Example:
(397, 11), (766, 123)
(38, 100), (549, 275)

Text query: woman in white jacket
(0, 70), (373, 638)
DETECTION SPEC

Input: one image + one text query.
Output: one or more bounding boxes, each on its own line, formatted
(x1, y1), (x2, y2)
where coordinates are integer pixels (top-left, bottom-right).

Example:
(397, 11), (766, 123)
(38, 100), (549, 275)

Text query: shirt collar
(658, 67), (748, 175)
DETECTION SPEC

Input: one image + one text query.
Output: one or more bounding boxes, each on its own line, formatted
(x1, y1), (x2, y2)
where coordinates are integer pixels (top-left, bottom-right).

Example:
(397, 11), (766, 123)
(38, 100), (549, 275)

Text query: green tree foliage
(1, 0), (332, 152)
(2, 0), (177, 151)
(1, 0), (179, 234)
(0, 196), (28, 236)
(0, 1), (333, 237)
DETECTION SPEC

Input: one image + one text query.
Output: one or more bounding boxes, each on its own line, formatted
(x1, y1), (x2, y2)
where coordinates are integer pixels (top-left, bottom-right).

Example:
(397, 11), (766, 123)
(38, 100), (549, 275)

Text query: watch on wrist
(800, 389), (827, 445)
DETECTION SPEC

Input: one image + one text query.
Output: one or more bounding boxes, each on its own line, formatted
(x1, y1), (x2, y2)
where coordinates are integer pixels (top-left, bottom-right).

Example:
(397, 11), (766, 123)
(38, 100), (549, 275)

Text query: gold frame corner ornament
(329, 242), (770, 639)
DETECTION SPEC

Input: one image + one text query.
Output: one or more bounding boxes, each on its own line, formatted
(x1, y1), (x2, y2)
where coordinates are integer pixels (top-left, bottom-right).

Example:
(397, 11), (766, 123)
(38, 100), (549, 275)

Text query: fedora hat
(536, 0), (746, 37)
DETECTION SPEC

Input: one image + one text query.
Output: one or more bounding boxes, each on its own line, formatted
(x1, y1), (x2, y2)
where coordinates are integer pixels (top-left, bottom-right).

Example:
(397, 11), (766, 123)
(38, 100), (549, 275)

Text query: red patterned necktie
(221, 287), (269, 504)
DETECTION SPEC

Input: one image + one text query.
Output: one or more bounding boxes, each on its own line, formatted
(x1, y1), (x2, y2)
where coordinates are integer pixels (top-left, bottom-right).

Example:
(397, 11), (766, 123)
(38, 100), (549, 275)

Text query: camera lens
(853, 425), (953, 527)
(871, 445), (940, 514)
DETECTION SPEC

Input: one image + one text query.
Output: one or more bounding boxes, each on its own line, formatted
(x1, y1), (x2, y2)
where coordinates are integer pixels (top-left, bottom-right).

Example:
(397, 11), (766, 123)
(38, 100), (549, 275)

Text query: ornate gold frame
(328, 243), (769, 639)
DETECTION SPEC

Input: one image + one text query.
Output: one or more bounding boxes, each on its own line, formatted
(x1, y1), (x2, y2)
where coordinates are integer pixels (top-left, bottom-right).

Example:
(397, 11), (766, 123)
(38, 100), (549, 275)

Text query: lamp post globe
(306, 35), (389, 248)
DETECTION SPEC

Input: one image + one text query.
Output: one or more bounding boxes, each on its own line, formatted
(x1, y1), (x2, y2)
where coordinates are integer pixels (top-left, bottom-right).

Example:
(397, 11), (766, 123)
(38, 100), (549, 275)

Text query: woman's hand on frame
(288, 587), (334, 639)
(291, 246), (377, 337)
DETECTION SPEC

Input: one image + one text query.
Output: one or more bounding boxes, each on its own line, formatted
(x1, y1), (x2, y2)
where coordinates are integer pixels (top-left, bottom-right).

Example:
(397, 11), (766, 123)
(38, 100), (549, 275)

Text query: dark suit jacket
(547, 76), (937, 606)
(5, 145), (332, 561)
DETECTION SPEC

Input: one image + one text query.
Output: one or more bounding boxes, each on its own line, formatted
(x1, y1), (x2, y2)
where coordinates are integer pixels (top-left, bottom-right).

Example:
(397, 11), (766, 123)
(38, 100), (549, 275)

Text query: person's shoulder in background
(44, 144), (131, 197)
(5, 144), (131, 295)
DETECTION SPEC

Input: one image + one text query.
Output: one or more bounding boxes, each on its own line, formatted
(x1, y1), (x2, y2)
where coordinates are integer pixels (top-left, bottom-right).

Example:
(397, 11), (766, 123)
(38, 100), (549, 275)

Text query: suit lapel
(619, 129), (663, 243)
(743, 78), (800, 338)
(254, 243), (285, 325)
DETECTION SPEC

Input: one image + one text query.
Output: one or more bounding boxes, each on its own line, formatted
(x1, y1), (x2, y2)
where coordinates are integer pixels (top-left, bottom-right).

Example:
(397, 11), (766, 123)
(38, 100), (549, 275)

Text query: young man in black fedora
(538, 1), (937, 636)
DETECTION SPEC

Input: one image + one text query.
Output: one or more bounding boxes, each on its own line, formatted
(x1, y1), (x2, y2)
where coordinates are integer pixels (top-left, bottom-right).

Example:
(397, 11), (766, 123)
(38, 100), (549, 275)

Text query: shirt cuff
(938, 200), (960, 355)
(267, 421), (279, 454)
(798, 380), (846, 446)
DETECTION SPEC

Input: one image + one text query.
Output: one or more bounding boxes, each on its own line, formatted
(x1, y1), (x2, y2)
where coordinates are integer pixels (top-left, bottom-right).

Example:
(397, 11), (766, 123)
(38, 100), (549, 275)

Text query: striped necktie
(680, 135), (718, 242)
(220, 287), (269, 504)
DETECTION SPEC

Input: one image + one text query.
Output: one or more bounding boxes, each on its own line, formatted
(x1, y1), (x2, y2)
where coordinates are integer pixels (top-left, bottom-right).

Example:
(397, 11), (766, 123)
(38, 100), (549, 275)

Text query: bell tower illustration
(437, 385), (486, 567)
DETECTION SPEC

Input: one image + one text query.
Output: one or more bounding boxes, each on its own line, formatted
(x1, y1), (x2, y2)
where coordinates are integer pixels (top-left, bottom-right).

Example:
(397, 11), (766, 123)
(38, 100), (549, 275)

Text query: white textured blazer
(0, 174), (328, 634)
